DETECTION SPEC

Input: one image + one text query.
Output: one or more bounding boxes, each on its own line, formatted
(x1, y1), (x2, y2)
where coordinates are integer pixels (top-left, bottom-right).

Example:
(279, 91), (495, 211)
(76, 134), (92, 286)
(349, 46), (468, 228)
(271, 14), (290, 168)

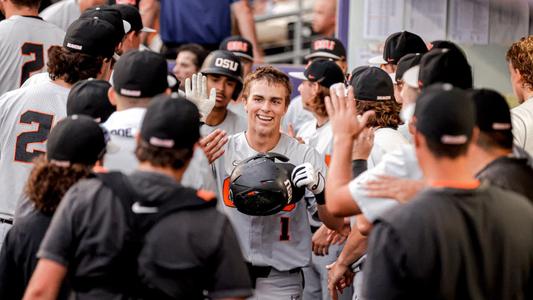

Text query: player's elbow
(325, 186), (360, 217)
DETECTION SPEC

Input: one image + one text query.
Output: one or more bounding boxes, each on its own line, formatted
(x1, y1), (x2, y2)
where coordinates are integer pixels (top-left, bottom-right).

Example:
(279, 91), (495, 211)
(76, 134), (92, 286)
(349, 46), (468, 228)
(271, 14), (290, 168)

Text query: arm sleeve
(209, 218), (253, 299)
(363, 221), (409, 300)
(351, 159), (368, 178)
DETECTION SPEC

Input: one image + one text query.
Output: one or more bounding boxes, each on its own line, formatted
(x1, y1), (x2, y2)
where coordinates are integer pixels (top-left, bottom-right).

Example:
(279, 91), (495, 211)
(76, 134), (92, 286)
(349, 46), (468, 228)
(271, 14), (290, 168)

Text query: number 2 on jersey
(20, 43), (44, 86)
(14, 111), (54, 163)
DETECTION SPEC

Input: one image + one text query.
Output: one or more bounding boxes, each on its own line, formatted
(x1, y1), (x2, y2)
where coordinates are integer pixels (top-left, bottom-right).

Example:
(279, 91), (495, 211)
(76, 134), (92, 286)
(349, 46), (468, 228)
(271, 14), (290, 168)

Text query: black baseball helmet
(201, 50), (243, 100)
(229, 153), (305, 216)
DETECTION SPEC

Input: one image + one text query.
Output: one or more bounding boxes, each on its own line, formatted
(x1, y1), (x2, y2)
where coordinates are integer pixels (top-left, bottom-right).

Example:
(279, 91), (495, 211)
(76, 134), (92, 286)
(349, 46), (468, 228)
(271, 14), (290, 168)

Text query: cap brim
(288, 71), (307, 81)
(233, 52), (254, 62)
(122, 20), (131, 35)
(403, 66), (420, 88)
(368, 55), (387, 65)
(305, 52), (342, 61)
(141, 27), (156, 33)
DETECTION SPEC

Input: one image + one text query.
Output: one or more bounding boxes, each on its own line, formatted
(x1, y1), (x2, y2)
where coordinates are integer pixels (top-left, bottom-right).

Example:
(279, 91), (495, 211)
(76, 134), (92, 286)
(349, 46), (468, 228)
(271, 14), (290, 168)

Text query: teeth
(257, 115), (273, 121)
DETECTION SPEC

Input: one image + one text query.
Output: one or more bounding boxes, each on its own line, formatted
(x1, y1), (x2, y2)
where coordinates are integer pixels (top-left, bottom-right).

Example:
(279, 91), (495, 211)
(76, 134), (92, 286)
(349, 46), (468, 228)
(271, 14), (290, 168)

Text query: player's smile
(256, 114), (274, 122)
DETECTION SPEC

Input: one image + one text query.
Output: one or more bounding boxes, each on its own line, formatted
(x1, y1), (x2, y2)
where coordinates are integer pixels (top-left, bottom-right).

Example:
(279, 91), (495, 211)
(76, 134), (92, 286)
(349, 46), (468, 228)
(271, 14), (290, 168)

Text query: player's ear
(107, 87), (117, 106)
(164, 88), (172, 95)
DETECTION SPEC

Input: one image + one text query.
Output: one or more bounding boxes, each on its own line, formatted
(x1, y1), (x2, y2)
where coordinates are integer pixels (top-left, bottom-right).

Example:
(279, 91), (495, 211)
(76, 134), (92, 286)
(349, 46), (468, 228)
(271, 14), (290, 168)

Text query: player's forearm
(325, 136), (357, 215)
(317, 204), (344, 231)
(336, 228), (367, 268)
(139, 0), (159, 44)
(233, 0), (262, 61)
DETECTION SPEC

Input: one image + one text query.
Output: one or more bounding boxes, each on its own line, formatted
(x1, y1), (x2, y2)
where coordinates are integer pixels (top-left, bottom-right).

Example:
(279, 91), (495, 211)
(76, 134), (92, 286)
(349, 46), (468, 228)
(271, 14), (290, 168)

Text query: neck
(245, 128), (281, 153)
(422, 155), (475, 183)
(116, 100), (150, 111)
(471, 146), (511, 174)
(314, 113), (329, 127)
(205, 106), (228, 126)
(52, 78), (73, 89)
(4, 5), (39, 19)
(137, 161), (186, 183)
(522, 89), (533, 102)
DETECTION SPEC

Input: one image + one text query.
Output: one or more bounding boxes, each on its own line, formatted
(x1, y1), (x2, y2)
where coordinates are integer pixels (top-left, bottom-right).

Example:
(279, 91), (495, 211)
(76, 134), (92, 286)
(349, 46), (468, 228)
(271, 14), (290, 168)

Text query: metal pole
(293, 0), (303, 64)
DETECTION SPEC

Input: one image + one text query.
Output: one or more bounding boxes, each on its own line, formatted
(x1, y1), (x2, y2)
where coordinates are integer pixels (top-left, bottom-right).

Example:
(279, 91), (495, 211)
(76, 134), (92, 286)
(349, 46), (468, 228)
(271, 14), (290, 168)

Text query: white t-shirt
(40, 0), (81, 31)
(0, 81), (70, 217)
(227, 100), (247, 119)
(512, 97), (533, 156)
(0, 16), (65, 96)
(368, 127), (410, 168)
(282, 95), (314, 135)
(200, 109), (247, 136)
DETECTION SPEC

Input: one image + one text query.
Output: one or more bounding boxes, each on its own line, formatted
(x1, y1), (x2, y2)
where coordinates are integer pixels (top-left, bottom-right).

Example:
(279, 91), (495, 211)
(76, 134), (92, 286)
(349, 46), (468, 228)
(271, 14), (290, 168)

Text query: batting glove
(185, 72), (216, 122)
(292, 163), (325, 195)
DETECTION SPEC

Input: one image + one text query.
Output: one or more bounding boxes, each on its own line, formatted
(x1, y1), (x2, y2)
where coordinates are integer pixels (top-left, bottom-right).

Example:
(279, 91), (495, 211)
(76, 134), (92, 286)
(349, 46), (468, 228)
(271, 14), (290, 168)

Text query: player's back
(0, 16), (65, 95)
(0, 81), (70, 217)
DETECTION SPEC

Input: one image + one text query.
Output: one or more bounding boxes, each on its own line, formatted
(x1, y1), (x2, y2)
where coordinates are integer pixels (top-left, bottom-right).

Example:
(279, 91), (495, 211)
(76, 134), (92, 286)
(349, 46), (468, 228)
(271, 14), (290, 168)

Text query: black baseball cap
(113, 50), (169, 98)
(414, 83), (475, 145)
(288, 60), (345, 88)
(369, 31), (428, 65)
(403, 48), (473, 90)
(350, 66), (394, 101)
(63, 18), (119, 58)
(219, 36), (254, 61)
(140, 95), (201, 150)
(305, 37), (346, 61)
(80, 6), (130, 43)
(395, 53), (423, 82)
(47, 115), (107, 166)
(469, 89), (513, 133)
(67, 79), (116, 123)
(113, 4), (156, 33)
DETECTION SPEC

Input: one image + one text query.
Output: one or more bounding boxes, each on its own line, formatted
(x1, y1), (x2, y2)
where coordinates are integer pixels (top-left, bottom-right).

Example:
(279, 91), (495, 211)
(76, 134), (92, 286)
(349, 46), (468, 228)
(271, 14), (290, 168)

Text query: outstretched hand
(185, 73), (216, 122)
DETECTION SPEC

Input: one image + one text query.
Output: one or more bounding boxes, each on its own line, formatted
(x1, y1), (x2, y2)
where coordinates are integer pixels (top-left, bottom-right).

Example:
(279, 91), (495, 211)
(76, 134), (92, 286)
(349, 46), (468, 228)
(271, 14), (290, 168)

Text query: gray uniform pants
(248, 268), (304, 300)
(303, 243), (353, 300)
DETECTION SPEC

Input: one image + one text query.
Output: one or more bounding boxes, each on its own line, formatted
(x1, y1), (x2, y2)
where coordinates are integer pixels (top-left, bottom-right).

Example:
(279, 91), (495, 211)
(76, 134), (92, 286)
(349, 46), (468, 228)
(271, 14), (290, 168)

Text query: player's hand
(327, 223), (350, 245)
(291, 163), (325, 194)
(352, 127), (375, 160)
(287, 123), (305, 144)
(325, 84), (374, 140)
(327, 261), (354, 300)
(185, 73), (216, 122)
(199, 129), (228, 164)
(312, 225), (331, 256)
(365, 175), (425, 203)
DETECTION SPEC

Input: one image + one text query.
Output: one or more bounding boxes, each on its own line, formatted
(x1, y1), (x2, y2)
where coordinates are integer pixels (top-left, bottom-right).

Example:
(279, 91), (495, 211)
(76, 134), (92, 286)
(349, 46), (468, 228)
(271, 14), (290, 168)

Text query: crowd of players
(0, 0), (532, 300)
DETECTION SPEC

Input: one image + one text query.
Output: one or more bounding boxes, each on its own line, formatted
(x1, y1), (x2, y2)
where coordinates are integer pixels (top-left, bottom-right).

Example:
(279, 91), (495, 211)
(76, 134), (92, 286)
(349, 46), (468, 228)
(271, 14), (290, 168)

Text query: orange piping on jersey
(325, 154), (331, 167)
(197, 189), (216, 202)
(20, 42), (44, 86)
(428, 180), (480, 189)
(222, 177), (296, 211)
(13, 110), (54, 164)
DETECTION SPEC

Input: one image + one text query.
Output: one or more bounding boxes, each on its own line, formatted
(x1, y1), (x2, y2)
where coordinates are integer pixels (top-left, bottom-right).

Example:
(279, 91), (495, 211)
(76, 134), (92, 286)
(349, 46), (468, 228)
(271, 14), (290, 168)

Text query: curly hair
(25, 156), (92, 214)
(135, 139), (194, 170)
(356, 100), (402, 129)
(307, 84), (330, 117)
(242, 65), (292, 106)
(506, 36), (533, 89)
(47, 46), (105, 85)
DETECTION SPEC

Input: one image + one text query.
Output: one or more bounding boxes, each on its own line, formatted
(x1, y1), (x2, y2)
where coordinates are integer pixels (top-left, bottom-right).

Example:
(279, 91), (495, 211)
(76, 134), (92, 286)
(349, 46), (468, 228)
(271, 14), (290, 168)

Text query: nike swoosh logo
(131, 202), (158, 214)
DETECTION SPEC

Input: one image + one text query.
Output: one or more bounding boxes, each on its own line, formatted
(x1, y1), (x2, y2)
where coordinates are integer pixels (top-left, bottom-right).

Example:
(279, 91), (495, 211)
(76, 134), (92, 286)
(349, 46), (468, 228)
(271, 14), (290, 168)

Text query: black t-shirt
(38, 171), (252, 299)
(476, 156), (533, 203)
(0, 210), (70, 299)
(364, 183), (533, 300)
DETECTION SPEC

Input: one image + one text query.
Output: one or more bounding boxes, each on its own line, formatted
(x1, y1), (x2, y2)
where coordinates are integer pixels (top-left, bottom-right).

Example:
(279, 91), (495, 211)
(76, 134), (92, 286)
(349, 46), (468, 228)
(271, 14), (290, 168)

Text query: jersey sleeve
(511, 110), (527, 149)
(208, 218), (253, 299)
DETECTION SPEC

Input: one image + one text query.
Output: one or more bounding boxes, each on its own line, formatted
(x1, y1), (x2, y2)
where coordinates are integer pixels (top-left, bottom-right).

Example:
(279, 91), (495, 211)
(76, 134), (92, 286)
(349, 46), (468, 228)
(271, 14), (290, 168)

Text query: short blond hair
(506, 36), (533, 89)
(242, 66), (292, 106)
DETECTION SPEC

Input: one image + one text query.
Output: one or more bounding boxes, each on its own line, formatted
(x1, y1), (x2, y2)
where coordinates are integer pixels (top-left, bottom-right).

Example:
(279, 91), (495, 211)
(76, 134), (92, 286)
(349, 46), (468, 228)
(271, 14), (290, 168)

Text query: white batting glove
(184, 72), (216, 122)
(291, 163), (325, 195)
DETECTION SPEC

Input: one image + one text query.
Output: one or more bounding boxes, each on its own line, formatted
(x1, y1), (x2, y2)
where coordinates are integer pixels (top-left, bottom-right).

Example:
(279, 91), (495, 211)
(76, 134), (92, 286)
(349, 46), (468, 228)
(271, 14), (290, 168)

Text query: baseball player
(0, 18), (117, 239)
(112, 4), (155, 54)
(0, 0), (65, 95)
(202, 66), (345, 299)
(66, 79), (116, 123)
(40, 0), (107, 31)
(200, 50), (247, 137)
(289, 60), (353, 300)
(368, 31), (428, 74)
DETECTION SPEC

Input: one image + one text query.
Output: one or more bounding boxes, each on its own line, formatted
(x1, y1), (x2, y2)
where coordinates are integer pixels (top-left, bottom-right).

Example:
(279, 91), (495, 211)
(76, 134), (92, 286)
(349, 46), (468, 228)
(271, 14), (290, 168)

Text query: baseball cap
(219, 36), (254, 62)
(288, 60), (345, 88)
(67, 79), (116, 123)
(80, 6), (130, 43)
(369, 31), (428, 65)
(113, 4), (156, 33)
(403, 48), (473, 90)
(305, 37), (346, 61)
(350, 66), (394, 101)
(63, 18), (118, 58)
(469, 89), (513, 132)
(414, 83), (475, 145)
(47, 115), (107, 166)
(113, 50), (169, 98)
(395, 53), (423, 82)
(140, 95), (201, 150)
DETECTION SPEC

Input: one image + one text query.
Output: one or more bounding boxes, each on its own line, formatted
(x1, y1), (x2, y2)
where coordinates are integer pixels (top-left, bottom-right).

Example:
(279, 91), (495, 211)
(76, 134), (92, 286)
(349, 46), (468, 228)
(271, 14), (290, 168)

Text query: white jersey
(213, 132), (327, 271)
(21, 72), (52, 87)
(298, 120), (333, 165)
(0, 16), (65, 96)
(40, 0), (81, 31)
(200, 109), (247, 136)
(368, 127), (409, 168)
(0, 81), (70, 217)
(282, 95), (314, 134)
(512, 97), (533, 156)
(102, 108), (216, 191)
(227, 100), (247, 119)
